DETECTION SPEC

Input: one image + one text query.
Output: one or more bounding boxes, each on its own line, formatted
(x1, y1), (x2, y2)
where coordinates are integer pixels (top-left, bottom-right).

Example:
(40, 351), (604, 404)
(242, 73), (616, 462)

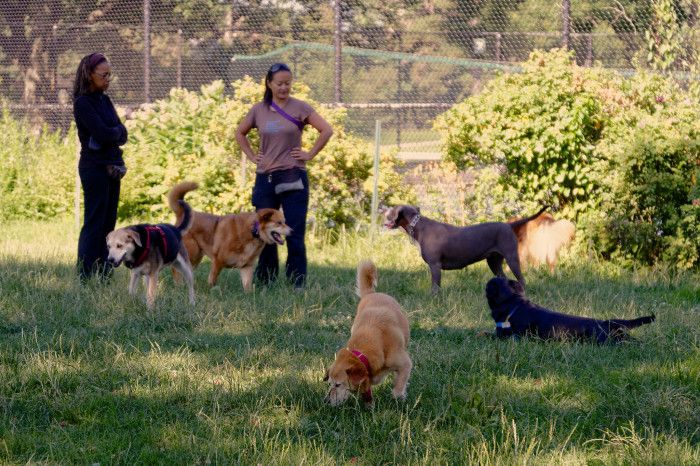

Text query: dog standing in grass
(384, 205), (547, 292)
(324, 260), (412, 407)
(106, 196), (195, 309)
(168, 182), (291, 290)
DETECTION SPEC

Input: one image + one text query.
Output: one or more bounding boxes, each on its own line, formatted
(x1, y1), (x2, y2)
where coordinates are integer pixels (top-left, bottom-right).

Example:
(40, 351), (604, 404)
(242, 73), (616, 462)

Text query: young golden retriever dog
(509, 212), (575, 272)
(168, 182), (291, 290)
(106, 196), (195, 310)
(324, 260), (412, 407)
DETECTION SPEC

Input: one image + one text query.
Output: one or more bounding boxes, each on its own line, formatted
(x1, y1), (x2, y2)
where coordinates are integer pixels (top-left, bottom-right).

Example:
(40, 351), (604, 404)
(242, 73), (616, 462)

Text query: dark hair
(263, 62), (292, 104)
(73, 52), (108, 100)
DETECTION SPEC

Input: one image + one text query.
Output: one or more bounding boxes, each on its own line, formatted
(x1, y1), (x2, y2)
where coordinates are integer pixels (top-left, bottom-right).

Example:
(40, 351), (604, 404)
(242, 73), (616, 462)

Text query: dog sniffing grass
(1, 219), (699, 464)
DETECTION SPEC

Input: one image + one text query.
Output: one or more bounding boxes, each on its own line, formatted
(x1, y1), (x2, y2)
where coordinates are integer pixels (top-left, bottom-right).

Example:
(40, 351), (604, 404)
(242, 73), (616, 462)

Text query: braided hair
(73, 52), (107, 101)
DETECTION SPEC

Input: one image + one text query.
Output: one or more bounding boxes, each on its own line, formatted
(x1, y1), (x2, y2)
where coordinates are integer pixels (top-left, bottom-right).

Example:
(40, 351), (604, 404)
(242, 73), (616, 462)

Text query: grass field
(1, 220), (699, 464)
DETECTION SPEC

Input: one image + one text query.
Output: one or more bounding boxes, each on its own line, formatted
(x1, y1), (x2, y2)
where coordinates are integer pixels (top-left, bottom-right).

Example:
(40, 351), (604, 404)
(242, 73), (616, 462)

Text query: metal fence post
(562, 0), (571, 49)
(371, 119), (381, 233)
(144, 0), (151, 102)
(176, 28), (183, 88)
(333, 0), (342, 103)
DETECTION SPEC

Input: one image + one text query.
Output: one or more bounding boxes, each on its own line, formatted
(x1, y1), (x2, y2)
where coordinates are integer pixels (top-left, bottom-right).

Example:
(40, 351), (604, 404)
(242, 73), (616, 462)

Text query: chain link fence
(1, 0), (698, 161)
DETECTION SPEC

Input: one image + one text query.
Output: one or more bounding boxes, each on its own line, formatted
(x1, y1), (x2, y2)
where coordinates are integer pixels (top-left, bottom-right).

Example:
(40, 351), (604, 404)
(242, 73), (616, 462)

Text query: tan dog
(168, 182), (291, 290)
(324, 260), (412, 407)
(509, 212), (575, 272)
(106, 198), (195, 309)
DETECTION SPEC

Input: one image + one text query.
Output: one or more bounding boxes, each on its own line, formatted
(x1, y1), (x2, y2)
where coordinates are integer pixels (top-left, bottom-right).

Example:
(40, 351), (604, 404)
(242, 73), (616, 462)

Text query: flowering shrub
(121, 78), (411, 228)
(435, 49), (700, 269)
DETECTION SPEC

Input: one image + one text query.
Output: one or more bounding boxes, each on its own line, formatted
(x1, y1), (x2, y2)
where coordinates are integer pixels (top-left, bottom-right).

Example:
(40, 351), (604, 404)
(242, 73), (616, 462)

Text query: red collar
(128, 226), (164, 268)
(350, 349), (373, 402)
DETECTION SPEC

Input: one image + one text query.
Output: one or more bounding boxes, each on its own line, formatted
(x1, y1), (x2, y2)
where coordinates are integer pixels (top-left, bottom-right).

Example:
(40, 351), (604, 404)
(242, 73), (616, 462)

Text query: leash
(350, 349), (373, 402)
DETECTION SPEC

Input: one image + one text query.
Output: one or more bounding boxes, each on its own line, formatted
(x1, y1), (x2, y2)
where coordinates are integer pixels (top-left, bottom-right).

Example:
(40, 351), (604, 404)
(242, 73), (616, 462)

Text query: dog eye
(335, 383), (341, 388)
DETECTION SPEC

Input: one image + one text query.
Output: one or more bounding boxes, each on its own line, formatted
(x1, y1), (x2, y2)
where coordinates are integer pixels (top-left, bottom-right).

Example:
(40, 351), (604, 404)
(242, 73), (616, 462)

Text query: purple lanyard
(270, 101), (304, 131)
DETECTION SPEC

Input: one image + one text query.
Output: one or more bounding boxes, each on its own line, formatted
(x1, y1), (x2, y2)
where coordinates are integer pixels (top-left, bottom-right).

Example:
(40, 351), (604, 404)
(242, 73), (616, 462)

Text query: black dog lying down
(485, 277), (655, 343)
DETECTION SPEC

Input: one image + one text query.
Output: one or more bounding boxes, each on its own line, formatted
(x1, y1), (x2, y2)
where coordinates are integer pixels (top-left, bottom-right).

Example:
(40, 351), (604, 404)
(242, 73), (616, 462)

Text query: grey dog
(384, 205), (547, 292)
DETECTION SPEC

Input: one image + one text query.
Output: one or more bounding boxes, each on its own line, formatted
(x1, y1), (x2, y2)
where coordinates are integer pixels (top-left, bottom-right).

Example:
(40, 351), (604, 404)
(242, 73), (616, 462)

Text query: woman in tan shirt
(236, 63), (333, 289)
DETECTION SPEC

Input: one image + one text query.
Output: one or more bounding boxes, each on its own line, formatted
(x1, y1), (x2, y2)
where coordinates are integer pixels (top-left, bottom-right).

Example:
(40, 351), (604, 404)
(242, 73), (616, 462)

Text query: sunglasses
(269, 63), (291, 73)
(93, 71), (112, 80)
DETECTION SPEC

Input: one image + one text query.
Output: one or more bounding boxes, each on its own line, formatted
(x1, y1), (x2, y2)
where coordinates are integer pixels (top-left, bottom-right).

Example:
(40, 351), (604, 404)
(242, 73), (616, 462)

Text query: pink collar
(350, 349), (373, 402)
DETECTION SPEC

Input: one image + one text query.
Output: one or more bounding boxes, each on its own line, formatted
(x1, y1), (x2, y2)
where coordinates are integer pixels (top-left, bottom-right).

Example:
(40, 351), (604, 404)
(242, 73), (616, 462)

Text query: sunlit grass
(0, 219), (699, 464)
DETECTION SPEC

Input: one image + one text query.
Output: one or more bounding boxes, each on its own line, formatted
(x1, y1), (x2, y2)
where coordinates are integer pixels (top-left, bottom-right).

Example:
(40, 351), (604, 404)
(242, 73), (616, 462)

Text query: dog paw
(392, 390), (407, 401)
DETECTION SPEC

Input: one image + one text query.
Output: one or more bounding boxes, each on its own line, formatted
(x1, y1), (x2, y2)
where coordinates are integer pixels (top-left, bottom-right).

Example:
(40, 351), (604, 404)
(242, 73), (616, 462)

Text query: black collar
(251, 221), (260, 239)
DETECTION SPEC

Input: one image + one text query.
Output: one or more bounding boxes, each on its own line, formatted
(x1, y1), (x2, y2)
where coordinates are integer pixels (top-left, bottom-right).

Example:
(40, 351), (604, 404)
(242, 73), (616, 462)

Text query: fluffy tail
(608, 314), (656, 330)
(168, 181), (198, 232)
(509, 205), (549, 230)
(356, 260), (378, 298)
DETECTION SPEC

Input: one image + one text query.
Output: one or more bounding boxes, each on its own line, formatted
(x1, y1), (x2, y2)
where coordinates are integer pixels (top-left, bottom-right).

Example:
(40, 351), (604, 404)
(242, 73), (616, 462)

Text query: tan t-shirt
(243, 97), (315, 173)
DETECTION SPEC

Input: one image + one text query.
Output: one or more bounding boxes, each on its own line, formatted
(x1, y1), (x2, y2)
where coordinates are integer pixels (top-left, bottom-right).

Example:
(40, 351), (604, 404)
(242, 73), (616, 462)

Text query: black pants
(252, 169), (309, 288)
(77, 164), (120, 281)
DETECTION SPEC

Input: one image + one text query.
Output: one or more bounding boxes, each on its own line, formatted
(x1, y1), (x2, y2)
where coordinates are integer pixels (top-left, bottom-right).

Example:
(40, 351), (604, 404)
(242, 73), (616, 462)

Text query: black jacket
(73, 91), (128, 167)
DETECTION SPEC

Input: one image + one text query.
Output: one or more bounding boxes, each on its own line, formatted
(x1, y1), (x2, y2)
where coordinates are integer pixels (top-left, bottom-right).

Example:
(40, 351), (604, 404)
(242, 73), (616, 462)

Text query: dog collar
(127, 226), (154, 268)
(495, 306), (519, 330)
(406, 213), (421, 237)
(350, 349), (373, 402)
(251, 221), (260, 239)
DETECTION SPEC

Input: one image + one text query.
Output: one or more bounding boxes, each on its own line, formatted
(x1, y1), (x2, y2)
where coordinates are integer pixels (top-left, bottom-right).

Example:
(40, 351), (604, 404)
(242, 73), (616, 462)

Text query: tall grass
(1, 220), (699, 464)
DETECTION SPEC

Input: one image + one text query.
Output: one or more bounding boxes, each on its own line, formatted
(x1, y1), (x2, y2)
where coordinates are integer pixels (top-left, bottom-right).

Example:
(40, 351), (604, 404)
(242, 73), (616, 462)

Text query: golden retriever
(168, 182), (291, 290)
(509, 211), (575, 272)
(324, 260), (412, 407)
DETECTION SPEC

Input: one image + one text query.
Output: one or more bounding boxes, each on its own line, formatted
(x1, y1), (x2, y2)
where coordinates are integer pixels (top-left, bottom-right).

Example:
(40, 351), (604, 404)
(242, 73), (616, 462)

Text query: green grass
(1, 219), (699, 464)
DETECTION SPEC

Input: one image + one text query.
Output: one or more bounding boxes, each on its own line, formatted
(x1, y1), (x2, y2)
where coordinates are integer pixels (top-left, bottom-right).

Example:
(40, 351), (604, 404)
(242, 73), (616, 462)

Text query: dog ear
(509, 280), (525, 295)
(346, 360), (369, 387)
(259, 210), (274, 223)
(127, 229), (142, 247)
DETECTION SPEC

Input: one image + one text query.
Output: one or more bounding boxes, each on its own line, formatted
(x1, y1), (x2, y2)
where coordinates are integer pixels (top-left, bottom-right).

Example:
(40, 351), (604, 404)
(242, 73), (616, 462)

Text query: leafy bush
(0, 106), (76, 221)
(435, 49), (700, 269)
(121, 78), (411, 227)
(435, 49), (607, 217)
(584, 71), (700, 268)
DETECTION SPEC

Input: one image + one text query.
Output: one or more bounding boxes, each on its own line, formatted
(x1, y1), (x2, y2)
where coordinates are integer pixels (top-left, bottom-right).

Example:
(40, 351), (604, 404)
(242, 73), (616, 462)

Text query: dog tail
(509, 205), (549, 230)
(608, 314), (656, 330)
(356, 260), (378, 298)
(168, 181), (198, 220)
(168, 181), (198, 232)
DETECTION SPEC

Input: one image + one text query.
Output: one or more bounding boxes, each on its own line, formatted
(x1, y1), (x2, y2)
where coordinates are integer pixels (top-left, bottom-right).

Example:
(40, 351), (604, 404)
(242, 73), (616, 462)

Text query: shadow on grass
(1, 257), (699, 462)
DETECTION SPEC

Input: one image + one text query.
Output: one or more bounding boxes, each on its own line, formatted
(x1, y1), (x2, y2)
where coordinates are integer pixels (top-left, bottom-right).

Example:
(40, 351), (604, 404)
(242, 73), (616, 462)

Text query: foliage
(435, 49), (606, 218)
(436, 49), (700, 269)
(121, 77), (411, 227)
(585, 71), (700, 268)
(0, 106), (76, 221)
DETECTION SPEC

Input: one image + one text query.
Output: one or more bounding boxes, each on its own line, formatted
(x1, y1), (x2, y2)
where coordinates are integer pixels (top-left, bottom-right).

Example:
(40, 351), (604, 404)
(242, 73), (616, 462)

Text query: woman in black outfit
(73, 53), (128, 282)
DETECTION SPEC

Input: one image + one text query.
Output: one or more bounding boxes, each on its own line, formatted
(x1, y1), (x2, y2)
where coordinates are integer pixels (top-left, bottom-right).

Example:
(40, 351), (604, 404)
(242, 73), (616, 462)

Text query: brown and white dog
(106, 198), (195, 309)
(509, 212), (575, 272)
(168, 182), (291, 290)
(383, 205), (547, 292)
(324, 260), (412, 407)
